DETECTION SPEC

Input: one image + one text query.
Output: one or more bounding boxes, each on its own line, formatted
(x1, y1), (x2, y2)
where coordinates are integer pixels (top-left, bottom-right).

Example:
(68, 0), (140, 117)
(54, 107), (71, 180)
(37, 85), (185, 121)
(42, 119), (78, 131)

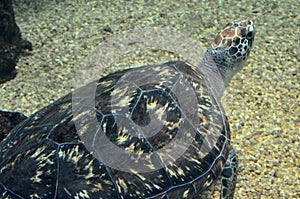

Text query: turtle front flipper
(220, 146), (238, 199)
(0, 110), (27, 142)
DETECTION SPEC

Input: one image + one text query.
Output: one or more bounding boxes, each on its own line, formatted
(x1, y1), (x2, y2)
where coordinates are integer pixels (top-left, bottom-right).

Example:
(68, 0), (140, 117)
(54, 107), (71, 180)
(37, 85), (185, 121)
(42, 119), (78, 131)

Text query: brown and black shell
(0, 61), (230, 198)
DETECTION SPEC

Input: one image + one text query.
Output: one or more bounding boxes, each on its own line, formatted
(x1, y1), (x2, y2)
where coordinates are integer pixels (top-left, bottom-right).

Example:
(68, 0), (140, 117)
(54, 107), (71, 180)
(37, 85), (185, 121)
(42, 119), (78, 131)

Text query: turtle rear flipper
(220, 146), (238, 199)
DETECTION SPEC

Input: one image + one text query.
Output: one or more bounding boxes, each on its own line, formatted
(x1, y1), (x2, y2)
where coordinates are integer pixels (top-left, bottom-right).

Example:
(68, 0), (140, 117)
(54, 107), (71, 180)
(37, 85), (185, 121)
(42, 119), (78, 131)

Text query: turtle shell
(0, 61), (230, 198)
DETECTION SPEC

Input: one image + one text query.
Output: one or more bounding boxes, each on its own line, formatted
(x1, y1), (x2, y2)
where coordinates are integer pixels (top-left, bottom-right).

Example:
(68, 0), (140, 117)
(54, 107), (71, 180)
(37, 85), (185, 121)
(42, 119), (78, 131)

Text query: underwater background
(0, 0), (299, 198)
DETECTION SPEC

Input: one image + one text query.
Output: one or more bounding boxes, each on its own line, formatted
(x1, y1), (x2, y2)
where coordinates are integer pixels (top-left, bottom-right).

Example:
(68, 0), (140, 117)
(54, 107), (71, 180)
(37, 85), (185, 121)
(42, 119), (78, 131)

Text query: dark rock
(0, 110), (27, 142)
(0, 0), (32, 84)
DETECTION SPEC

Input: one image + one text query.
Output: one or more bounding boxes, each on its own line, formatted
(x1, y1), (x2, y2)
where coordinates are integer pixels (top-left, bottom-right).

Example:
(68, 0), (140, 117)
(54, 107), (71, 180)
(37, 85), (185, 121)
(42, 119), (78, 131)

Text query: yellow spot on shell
(116, 134), (129, 145)
(117, 178), (128, 193)
(75, 190), (90, 199)
(183, 189), (190, 198)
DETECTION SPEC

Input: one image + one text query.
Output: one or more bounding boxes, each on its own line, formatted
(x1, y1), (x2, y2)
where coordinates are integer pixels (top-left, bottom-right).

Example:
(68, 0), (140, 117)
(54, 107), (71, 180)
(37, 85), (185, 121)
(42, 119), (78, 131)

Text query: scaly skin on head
(199, 20), (255, 98)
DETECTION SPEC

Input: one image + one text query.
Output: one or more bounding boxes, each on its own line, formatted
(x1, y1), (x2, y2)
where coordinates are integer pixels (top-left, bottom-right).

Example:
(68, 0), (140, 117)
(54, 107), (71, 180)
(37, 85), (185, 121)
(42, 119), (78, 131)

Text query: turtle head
(203, 20), (255, 87)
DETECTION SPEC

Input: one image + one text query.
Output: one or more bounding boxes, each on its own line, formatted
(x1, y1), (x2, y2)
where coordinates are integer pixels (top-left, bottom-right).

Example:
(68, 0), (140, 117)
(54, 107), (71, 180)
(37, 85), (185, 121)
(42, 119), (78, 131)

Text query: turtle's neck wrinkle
(197, 60), (226, 99)
(197, 49), (245, 99)
(197, 50), (226, 99)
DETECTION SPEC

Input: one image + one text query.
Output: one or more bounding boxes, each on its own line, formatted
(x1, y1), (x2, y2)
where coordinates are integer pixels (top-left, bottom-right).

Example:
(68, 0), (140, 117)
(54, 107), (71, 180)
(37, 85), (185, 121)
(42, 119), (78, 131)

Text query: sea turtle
(0, 20), (255, 199)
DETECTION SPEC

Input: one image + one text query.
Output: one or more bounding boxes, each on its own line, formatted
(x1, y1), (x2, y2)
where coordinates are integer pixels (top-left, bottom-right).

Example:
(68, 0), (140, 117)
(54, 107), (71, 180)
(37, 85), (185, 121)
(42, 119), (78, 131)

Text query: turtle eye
(239, 28), (247, 37)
